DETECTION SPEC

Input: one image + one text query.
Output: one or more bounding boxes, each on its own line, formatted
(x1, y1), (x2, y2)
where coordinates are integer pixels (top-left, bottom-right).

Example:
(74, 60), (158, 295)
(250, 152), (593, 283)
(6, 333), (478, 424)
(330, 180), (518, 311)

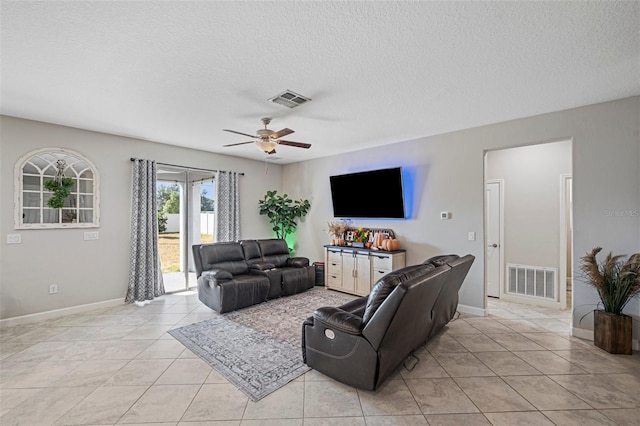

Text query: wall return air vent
(269, 90), (311, 109)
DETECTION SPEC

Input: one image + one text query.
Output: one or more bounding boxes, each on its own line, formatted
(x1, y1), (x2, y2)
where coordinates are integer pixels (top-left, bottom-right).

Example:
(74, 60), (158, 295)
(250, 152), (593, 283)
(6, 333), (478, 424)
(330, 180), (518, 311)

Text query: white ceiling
(2, 1), (639, 164)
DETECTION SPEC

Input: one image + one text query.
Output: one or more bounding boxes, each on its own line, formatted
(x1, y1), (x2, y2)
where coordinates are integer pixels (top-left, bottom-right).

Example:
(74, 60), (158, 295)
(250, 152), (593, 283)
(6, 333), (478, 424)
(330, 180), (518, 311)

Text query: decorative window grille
(507, 264), (557, 301)
(15, 148), (100, 229)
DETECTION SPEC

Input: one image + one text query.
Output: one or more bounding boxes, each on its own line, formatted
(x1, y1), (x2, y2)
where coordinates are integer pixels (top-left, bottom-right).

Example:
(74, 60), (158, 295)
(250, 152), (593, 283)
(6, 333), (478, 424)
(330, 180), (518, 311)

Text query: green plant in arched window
(44, 177), (74, 208)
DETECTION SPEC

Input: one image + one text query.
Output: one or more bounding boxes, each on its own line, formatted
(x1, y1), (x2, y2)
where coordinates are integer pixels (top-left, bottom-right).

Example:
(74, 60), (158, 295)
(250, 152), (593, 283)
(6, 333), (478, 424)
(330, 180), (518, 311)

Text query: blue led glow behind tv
(330, 167), (405, 218)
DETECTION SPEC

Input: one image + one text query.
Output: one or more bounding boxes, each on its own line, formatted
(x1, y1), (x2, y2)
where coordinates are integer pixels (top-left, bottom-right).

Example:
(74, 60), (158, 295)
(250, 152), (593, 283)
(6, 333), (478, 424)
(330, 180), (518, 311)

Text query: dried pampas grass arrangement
(327, 221), (349, 238)
(579, 247), (640, 315)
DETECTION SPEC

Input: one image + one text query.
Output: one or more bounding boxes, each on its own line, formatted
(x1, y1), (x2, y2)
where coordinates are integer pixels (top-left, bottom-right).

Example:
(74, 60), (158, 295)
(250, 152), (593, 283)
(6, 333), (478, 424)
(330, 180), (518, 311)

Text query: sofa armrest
(313, 307), (363, 335)
(201, 269), (233, 284)
(287, 257), (310, 268)
(250, 262), (276, 272)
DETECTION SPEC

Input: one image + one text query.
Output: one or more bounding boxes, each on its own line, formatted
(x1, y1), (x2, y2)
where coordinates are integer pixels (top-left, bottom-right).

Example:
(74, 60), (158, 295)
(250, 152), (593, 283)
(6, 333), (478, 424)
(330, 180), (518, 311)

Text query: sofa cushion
(362, 264), (435, 324)
(240, 240), (263, 266)
(258, 239), (291, 268)
(199, 242), (249, 276)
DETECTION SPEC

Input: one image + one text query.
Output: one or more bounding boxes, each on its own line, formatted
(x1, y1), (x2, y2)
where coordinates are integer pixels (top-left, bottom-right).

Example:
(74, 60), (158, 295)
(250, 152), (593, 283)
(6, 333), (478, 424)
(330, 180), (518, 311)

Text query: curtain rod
(130, 158), (244, 175)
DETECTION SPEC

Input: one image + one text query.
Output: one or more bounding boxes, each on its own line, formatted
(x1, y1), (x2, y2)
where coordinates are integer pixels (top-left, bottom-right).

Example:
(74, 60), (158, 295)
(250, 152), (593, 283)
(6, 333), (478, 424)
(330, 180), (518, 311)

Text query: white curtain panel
(215, 170), (241, 242)
(126, 159), (165, 303)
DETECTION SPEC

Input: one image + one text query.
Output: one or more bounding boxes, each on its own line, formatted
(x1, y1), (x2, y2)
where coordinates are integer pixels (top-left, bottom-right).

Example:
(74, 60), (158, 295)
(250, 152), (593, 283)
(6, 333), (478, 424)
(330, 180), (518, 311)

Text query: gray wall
(0, 116), (283, 319)
(283, 96), (640, 336)
(486, 140), (572, 269)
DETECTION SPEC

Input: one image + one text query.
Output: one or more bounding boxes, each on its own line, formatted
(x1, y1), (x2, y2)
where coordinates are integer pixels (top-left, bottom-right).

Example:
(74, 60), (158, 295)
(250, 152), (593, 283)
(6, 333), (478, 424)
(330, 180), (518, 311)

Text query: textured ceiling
(2, 1), (639, 164)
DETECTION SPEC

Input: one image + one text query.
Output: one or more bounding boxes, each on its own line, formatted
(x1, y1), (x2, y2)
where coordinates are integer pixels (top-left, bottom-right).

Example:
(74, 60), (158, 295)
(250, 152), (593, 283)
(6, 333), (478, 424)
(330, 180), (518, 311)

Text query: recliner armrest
(337, 297), (367, 317)
(201, 269), (233, 283)
(313, 307), (363, 335)
(287, 257), (310, 268)
(250, 262), (276, 271)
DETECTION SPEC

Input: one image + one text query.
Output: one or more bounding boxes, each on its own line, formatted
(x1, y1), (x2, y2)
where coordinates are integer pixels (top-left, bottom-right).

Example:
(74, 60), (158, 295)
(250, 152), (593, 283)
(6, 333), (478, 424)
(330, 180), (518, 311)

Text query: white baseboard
(0, 298), (124, 328)
(571, 327), (593, 341)
(457, 304), (485, 317)
(571, 327), (639, 351)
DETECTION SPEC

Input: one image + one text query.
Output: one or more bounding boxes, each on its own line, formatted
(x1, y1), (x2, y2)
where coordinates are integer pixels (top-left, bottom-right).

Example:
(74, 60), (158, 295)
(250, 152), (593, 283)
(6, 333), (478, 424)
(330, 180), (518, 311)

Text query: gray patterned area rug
(169, 287), (356, 401)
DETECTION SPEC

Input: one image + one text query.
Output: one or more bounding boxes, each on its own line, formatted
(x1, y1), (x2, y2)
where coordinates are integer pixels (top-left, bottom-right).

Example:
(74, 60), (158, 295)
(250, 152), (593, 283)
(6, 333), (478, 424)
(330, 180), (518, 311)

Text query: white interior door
(486, 181), (502, 298)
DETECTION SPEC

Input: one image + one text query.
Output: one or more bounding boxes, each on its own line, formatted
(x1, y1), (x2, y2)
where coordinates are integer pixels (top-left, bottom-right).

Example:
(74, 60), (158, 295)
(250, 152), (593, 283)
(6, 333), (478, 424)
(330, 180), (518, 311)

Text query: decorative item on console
(350, 227), (370, 248)
(371, 232), (401, 251)
(327, 220), (349, 246)
(328, 226), (400, 251)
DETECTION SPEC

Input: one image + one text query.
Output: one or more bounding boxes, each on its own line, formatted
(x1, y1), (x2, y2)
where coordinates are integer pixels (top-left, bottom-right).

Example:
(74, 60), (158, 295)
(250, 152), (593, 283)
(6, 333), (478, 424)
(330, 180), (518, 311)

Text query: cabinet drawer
(327, 260), (341, 275)
(372, 268), (390, 283)
(327, 250), (342, 263)
(327, 273), (342, 288)
(372, 254), (392, 271)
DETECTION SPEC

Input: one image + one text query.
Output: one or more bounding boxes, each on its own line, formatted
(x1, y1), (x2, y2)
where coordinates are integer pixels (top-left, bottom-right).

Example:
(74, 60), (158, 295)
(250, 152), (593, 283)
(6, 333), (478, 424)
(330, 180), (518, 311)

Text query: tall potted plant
(258, 190), (310, 248)
(579, 247), (640, 354)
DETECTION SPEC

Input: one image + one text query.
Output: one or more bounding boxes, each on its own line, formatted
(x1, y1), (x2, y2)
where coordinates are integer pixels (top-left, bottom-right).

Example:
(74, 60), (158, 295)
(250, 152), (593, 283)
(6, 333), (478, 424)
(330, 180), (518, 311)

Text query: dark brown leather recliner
(193, 242), (270, 313)
(192, 239), (315, 313)
(302, 254), (474, 390)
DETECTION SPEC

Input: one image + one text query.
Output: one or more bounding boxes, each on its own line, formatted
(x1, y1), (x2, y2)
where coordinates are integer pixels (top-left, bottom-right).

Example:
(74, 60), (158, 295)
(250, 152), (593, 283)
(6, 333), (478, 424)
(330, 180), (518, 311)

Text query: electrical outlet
(49, 284), (58, 294)
(7, 234), (21, 244)
(440, 212), (450, 220)
(84, 232), (99, 241)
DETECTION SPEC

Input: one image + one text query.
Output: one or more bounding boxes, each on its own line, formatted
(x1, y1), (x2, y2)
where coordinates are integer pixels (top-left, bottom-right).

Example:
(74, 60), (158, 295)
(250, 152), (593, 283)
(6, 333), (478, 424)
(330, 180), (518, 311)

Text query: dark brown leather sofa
(302, 254), (474, 390)
(193, 239), (315, 313)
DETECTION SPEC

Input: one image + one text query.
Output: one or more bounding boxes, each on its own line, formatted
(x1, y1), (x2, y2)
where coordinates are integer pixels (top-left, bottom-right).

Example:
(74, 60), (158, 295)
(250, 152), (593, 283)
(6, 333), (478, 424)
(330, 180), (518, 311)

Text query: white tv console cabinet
(324, 245), (406, 296)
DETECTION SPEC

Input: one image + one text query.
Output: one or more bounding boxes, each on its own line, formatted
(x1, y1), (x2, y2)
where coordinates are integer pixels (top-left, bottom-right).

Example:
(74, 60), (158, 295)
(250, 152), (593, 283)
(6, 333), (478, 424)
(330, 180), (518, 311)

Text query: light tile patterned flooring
(1, 291), (638, 425)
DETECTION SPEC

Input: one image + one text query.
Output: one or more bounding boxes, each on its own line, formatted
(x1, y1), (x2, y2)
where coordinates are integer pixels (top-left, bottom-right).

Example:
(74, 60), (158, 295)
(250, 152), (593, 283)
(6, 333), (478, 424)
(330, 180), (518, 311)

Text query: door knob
(488, 243), (498, 248)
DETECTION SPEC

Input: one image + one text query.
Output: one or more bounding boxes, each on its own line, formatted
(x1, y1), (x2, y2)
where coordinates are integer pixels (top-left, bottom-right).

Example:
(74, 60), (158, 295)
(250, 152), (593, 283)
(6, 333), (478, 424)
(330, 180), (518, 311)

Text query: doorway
(157, 166), (216, 293)
(484, 140), (572, 310)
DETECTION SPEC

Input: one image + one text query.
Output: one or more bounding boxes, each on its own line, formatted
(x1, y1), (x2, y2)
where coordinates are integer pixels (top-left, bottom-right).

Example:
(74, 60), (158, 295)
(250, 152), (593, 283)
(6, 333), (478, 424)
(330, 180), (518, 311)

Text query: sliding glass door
(157, 166), (215, 292)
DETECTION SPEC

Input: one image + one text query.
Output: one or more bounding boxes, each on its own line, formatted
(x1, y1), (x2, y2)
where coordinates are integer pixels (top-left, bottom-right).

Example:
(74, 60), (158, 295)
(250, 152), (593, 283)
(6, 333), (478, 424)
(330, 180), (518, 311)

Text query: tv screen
(330, 167), (405, 218)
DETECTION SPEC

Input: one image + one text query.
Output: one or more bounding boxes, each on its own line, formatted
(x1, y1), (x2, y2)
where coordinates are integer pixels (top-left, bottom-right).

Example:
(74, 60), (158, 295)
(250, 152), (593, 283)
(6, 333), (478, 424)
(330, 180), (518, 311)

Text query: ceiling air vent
(269, 90), (311, 109)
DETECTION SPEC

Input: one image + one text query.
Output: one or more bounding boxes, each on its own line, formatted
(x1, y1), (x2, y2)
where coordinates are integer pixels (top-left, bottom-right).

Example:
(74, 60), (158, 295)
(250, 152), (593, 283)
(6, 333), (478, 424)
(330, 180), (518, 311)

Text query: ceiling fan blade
(270, 128), (294, 139)
(223, 129), (258, 138)
(223, 141), (255, 147)
(277, 140), (311, 149)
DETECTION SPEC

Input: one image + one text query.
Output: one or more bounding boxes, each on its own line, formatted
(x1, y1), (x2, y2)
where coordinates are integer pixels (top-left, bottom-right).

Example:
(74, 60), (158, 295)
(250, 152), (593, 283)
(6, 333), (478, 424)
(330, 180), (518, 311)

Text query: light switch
(7, 234), (21, 244)
(84, 232), (99, 241)
(468, 232), (476, 241)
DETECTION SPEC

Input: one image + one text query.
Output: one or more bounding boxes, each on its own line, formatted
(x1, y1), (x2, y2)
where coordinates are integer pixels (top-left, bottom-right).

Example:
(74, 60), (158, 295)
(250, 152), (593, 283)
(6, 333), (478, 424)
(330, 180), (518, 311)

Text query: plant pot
(593, 310), (632, 355)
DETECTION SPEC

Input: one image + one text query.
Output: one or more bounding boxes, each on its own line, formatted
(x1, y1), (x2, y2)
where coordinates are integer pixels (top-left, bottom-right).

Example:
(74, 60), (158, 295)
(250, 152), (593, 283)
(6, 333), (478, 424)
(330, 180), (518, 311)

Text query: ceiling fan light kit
(256, 140), (278, 154)
(223, 117), (312, 154)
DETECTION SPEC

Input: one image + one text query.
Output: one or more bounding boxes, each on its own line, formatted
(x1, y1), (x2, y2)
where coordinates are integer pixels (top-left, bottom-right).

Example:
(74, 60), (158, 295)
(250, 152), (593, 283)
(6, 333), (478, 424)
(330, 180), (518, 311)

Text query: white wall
(283, 96), (640, 338)
(486, 140), (572, 269)
(0, 116), (283, 319)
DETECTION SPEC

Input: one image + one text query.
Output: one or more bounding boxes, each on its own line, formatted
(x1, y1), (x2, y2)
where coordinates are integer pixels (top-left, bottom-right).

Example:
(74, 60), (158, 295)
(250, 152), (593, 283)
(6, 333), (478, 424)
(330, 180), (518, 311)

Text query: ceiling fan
(223, 117), (311, 155)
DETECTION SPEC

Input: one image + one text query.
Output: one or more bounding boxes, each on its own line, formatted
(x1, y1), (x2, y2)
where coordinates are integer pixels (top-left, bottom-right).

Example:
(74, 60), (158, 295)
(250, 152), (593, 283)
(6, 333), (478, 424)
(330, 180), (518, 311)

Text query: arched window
(15, 148), (100, 228)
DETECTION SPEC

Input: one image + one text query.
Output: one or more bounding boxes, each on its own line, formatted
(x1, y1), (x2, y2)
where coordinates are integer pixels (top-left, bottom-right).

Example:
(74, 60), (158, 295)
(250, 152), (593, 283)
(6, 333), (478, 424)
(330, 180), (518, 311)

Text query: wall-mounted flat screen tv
(330, 167), (405, 218)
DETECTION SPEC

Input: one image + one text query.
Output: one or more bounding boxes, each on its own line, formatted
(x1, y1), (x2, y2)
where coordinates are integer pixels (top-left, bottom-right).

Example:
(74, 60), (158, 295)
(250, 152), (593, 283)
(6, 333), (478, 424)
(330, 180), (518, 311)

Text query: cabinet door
(341, 253), (356, 293)
(355, 253), (371, 296)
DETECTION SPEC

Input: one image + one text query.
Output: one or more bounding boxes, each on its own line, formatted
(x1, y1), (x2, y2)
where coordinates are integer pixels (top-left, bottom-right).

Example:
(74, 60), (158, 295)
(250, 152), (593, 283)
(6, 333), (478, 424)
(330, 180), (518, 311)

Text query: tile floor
(1, 291), (638, 425)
